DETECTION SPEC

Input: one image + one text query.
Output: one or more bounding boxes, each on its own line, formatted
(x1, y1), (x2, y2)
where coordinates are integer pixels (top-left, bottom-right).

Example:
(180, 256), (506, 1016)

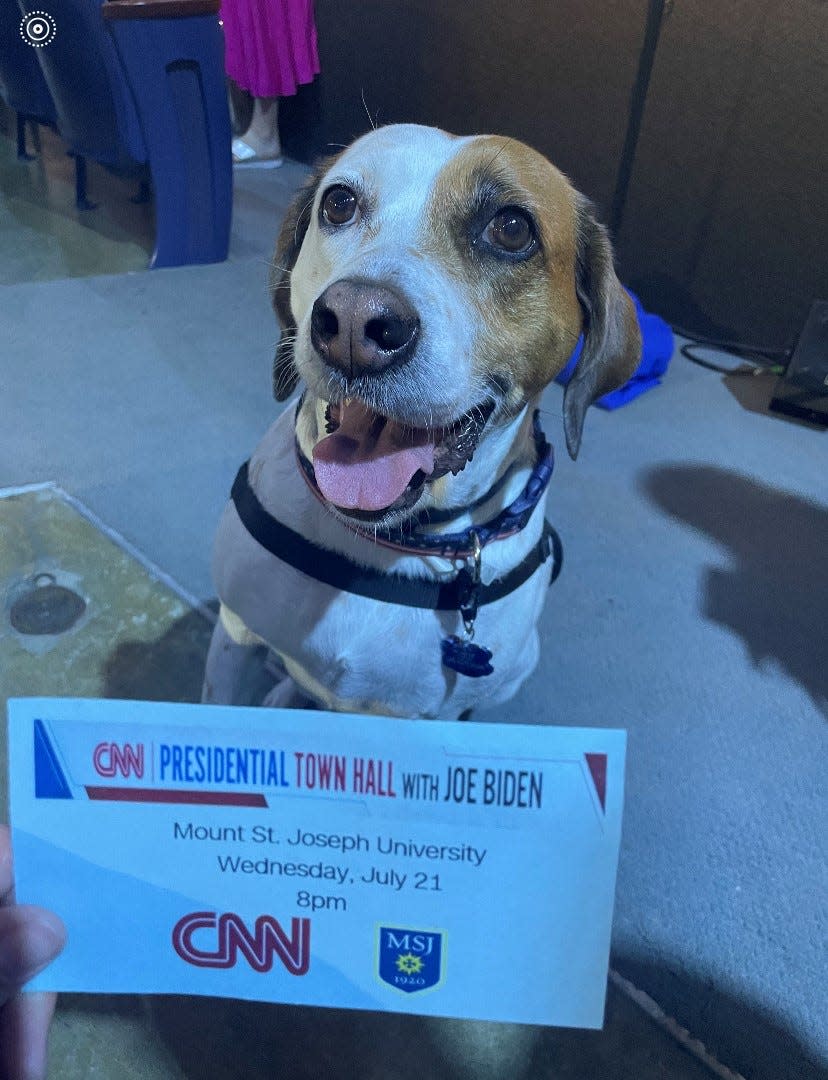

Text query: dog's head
(270, 124), (640, 527)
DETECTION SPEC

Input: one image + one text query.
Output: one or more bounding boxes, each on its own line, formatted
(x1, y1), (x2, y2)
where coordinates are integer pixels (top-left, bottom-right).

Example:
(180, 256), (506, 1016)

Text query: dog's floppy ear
(269, 154), (340, 401)
(562, 195), (642, 459)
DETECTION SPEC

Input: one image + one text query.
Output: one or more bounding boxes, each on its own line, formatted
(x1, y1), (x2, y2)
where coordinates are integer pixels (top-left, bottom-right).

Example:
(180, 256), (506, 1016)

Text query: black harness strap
(231, 461), (562, 611)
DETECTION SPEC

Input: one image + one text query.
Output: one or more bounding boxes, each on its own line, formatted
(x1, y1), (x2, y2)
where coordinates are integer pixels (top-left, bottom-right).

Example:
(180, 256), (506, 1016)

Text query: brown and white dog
(202, 124), (640, 719)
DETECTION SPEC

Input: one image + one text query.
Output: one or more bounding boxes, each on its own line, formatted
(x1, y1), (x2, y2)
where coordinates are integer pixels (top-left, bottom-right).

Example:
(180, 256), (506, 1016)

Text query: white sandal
(232, 138), (284, 168)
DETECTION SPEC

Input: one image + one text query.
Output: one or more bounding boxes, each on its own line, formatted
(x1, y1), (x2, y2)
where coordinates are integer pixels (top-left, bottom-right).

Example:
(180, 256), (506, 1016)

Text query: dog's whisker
(483, 138), (513, 175)
(360, 88), (378, 131)
(269, 260), (294, 278)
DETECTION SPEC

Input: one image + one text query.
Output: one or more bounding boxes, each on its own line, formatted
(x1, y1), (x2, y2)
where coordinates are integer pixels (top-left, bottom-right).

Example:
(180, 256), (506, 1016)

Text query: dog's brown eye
(322, 186), (359, 226)
(485, 209), (535, 253)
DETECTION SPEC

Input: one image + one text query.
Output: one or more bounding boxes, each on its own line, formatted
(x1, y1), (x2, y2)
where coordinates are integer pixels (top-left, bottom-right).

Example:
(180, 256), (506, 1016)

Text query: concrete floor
(0, 486), (722, 1080)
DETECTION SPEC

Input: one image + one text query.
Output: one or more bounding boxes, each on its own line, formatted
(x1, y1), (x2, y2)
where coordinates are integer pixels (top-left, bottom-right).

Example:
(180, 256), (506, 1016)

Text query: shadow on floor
(613, 954), (828, 1080)
(55, 960), (828, 1080)
(101, 606), (215, 704)
(144, 988), (686, 1080)
(641, 464), (828, 715)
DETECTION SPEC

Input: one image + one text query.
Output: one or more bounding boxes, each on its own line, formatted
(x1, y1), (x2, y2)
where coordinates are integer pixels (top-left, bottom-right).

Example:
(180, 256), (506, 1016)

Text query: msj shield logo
(377, 926), (445, 994)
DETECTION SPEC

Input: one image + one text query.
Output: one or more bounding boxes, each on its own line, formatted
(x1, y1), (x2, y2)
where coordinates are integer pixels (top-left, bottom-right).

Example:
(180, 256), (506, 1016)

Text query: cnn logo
(93, 742), (144, 778)
(172, 912), (310, 975)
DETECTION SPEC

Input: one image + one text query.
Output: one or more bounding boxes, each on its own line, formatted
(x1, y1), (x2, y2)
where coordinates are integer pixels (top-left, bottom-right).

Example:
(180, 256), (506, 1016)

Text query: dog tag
(441, 635), (494, 678)
(442, 530), (493, 676)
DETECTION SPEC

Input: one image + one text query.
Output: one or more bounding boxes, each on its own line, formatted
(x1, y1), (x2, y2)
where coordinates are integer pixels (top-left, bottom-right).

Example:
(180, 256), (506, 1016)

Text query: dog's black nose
(310, 279), (420, 376)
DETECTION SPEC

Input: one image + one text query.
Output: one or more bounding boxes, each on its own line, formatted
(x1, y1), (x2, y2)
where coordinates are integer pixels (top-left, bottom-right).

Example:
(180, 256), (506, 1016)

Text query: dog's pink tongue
(312, 401), (435, 511)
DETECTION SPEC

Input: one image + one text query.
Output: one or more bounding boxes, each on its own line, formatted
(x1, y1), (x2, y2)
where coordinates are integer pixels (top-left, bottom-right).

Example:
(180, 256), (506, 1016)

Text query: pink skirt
(221, 0), (320, 99)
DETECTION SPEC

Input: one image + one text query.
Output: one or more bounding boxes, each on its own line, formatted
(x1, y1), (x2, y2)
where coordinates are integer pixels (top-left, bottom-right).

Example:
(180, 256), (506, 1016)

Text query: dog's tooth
(324, 403), (340, 434)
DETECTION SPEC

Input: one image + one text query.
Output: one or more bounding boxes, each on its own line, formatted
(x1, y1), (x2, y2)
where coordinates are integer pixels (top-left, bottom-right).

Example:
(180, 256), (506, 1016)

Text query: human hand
(0, 825), (65, 1080)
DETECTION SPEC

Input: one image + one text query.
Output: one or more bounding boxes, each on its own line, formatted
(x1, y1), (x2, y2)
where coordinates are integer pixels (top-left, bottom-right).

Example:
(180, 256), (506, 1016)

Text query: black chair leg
(130, 177), (151, 204)
(16, 114), (35, 161)
(73, 154), (97, 210)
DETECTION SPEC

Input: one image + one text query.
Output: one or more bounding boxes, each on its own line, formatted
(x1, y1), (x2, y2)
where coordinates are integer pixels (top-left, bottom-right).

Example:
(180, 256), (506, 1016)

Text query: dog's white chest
(210, 411), (550, 719)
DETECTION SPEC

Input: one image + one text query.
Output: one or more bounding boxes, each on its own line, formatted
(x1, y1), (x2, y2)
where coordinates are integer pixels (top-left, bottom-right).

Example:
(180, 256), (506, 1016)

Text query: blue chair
(103, 0), (232, 267)
(0, 0), (57, 157)
(18, 0), (144, 168)
(15, 0), (231, 266)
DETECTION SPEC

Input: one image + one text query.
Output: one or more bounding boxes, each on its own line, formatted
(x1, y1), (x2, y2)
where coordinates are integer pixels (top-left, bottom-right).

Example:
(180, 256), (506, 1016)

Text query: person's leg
(233, 96), (282, 162)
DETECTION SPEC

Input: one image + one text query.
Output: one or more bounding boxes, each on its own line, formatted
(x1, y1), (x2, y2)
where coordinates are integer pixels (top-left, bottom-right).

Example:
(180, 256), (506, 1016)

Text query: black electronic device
(769, 300), (828, 427)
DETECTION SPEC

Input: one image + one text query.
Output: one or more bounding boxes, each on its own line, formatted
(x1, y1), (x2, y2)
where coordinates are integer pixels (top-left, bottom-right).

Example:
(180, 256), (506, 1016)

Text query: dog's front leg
(201, 613), (271, 706)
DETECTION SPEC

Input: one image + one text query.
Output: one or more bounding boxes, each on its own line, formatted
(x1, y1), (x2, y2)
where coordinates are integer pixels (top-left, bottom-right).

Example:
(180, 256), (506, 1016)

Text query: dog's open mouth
(311, 398), (496, 519)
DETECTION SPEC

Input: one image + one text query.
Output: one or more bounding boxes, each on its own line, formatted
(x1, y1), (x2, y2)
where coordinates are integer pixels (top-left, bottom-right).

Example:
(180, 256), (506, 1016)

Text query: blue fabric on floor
(556, 291), (674, 409)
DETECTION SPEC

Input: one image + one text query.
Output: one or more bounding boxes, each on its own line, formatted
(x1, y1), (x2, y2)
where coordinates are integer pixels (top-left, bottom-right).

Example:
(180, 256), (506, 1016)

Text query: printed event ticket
(8, 697), (625, 1028)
